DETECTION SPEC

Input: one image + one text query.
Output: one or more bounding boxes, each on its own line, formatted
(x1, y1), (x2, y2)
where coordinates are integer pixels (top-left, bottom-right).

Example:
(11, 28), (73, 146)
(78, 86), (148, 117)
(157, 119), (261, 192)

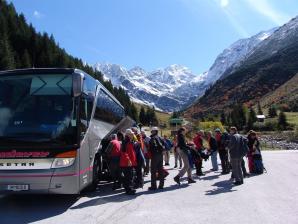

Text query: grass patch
(285, 112), (298, 127)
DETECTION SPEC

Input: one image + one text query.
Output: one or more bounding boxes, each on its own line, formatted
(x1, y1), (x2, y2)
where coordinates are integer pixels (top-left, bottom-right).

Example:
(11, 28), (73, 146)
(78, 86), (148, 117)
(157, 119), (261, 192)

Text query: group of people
(105, 125), (263, 195)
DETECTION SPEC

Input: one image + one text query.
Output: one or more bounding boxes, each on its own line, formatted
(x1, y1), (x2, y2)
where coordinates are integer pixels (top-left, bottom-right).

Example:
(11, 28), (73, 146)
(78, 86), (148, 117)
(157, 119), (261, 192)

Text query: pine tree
(139, 106), (146, 125)
(278, 111), (288, 130)
(21, 49), (31, 68)
(247, 108), (257, 130)
(268, 105), (277, 118)
(257, 102), (263, 115)
(0, 33), (15, 70)
(220, 111), (226, 125)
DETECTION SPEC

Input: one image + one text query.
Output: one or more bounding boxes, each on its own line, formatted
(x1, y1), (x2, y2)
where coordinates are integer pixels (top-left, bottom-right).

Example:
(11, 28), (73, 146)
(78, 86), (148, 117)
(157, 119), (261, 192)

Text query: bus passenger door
(79, 95), (93, 189)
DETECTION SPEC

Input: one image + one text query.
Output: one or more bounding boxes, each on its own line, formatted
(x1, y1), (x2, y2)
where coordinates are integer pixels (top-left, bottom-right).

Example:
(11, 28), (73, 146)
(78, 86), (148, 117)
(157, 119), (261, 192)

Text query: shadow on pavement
(71, 183), (189, 210)
(0, 194), (79, 224)
(205, 180), (237, 195)
(199, 174), (221, 181)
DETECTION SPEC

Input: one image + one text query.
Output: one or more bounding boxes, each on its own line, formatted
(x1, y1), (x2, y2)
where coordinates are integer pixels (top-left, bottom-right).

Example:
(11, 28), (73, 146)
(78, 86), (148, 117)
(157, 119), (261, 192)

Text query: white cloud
(220, 0), (229, 8)
(245, 0), (290, 25)
(33, 10), (44, 19)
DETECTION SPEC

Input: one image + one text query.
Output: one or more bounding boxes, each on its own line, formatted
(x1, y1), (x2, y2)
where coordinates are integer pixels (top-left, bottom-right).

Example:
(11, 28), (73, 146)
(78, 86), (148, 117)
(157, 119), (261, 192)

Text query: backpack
(239, 136), (249, 157)
(253, 154), (264, 174)
(150, 136), (165, 153)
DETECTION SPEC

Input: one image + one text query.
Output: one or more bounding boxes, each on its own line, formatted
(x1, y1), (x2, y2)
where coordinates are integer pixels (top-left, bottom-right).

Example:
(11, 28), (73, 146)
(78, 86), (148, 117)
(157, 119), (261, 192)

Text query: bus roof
(0, 68), (75, 75)
(0, 68), (124, 109)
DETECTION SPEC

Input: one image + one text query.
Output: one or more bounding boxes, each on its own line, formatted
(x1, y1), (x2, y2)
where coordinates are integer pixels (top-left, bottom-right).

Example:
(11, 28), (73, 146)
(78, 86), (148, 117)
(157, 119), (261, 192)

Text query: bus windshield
(0, 74), (77, 146)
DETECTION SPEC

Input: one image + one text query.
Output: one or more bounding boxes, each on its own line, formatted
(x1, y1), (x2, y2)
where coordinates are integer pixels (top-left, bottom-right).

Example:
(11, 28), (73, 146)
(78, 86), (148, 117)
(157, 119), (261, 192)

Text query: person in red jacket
(106, 134), (122, 190)
(120, 129), (137, 195)
(193, 130), (205, 176)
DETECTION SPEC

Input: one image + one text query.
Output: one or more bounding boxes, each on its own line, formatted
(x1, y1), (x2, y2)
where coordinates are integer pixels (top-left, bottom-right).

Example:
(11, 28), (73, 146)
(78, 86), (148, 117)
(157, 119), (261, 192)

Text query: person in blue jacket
(163, 135), (173, 166)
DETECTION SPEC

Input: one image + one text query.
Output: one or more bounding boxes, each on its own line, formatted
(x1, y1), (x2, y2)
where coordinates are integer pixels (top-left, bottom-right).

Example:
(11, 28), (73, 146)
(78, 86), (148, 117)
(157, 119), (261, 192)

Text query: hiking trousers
(174, 148), (182, 167)
(178, 149), (192, 178)
(151, 153), (164, 188)
(230, 158), (243, 182)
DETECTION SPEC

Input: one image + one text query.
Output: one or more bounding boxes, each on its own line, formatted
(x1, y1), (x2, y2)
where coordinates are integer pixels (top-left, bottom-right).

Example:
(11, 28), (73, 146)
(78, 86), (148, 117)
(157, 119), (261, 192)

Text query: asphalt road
(1, 150), (298, 224)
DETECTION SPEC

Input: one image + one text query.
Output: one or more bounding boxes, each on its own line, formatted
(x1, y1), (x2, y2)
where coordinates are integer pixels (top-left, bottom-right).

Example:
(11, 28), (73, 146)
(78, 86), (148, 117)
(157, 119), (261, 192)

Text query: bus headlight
(51, 158), (75, 168)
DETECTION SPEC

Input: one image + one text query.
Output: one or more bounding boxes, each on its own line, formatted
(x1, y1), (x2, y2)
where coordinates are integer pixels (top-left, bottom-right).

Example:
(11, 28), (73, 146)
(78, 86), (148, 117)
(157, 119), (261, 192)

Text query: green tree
(139, 106), (146, 125)
(220, 111), (226, 125)
(21, 49), (31, 68)
(230, 104), (247, 130)
(268, 105), (277, 118)
(247, 107), (257, 130)
(171, 111), (179, 119)
(278, 111), (289, 130)
(0, 33), (15, 70)
(257, 102), (263, 115)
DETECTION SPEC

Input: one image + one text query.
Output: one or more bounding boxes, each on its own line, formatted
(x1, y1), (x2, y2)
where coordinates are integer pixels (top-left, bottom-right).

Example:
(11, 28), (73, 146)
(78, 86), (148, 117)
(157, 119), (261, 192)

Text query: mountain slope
(94, 29), (275, 112)
(94, 63), (203, 111)
(185, 16), (298, 118)
(259, 73), (298, 111)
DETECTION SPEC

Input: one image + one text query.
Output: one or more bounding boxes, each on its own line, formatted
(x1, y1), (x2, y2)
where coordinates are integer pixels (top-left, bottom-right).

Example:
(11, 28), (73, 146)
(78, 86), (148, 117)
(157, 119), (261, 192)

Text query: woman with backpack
(173, 127), (196, 185)
(247, 130), (263, 174)
(119, 129), (138, 195)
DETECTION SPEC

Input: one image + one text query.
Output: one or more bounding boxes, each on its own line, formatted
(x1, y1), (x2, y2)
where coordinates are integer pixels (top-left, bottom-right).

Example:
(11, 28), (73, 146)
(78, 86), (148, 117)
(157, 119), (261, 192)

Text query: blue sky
(9, 0), (298, 74)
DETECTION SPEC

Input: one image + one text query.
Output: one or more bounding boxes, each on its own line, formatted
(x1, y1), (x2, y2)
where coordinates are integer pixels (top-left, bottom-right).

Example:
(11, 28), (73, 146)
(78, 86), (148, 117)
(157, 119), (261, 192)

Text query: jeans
(211, 151), (218, 171)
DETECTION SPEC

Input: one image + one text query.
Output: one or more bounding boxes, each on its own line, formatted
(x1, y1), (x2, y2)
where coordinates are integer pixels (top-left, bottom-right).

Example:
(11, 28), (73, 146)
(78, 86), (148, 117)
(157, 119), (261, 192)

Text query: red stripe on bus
(0, 166), (93, 178)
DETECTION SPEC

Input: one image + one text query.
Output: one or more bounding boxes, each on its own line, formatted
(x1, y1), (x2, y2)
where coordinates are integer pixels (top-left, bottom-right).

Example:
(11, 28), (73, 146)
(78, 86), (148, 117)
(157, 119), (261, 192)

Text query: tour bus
(0, 68), (134, 194)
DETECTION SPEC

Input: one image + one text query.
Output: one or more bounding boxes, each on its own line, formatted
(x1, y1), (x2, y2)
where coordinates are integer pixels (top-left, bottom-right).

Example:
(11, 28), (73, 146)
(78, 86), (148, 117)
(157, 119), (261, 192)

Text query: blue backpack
(253, 154), (264, 174)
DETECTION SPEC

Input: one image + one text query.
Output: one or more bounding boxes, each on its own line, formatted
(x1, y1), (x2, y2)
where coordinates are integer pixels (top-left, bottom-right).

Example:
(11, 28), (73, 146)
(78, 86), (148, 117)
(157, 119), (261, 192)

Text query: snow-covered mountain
(94, 28), (275, 112)
(94, 63), (201, 111)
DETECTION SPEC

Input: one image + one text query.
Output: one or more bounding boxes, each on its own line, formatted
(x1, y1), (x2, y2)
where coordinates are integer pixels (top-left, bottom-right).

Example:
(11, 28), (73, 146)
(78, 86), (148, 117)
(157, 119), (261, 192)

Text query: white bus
(0, 68), (134, 194)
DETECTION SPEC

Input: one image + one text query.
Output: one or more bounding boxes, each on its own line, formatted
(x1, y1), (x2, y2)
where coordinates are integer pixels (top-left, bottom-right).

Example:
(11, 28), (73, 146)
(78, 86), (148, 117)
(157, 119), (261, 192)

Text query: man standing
(215, 129), (230, 175)
(148, 127), (165, 190)
(228, 127), (247, 185)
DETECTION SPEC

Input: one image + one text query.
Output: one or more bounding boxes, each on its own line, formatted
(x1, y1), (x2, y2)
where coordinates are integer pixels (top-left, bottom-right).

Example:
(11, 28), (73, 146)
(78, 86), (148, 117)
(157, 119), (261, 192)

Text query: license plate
(7, 185), (29, 191)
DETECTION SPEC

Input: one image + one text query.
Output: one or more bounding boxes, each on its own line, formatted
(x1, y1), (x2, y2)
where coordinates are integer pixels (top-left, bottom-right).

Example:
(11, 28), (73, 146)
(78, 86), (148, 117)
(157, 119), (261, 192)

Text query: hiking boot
(158, 185), (164, 190)
(196, 172), (205, 176)
(233, 181), (243, 186)
(112, 183), (121, 191)
(243, 173), (250, 178)
(174, 175), (181, 185)
(126, 189), (136, 195)
(148, 186), (157, 191)
(188, 178), (196, 184)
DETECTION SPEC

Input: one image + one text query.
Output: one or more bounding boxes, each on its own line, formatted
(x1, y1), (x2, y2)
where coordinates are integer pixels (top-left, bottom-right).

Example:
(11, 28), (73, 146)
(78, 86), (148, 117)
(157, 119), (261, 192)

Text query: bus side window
(94, 89), (124, 124)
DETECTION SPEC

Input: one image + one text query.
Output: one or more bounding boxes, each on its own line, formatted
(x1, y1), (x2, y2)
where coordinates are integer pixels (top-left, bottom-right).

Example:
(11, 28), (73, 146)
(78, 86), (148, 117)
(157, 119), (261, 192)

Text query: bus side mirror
(73, 73), (83, 97)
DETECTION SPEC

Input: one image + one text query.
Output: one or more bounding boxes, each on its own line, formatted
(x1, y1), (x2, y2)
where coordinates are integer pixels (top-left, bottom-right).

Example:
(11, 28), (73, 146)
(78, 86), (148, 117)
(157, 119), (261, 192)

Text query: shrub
(253, 121), (278, 131)
(198, 121), (225, 132)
